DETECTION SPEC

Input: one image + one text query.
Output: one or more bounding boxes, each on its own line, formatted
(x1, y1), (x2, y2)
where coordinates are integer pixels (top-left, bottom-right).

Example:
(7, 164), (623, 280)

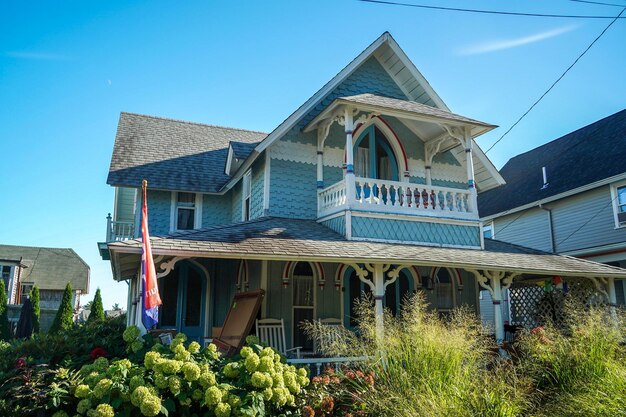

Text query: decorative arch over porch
(430, 266), (463, 291)
(282, 261), (326, 289)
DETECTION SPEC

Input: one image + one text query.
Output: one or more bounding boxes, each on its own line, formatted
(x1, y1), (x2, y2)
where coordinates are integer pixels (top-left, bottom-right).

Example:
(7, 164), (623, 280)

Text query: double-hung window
(175, 192), (196, 230)
(611, 183), (626, 228)
(242, 171), (251, 221)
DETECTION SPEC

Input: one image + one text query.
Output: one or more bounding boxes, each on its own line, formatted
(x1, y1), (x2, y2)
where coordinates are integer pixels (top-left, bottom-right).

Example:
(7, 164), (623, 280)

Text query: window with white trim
(242, 170), (252, 221)
(1, 265), (11, 294)
(483, 222), (494, 239)
(175, 192), (196, 230)
(613, 184), (626, 228)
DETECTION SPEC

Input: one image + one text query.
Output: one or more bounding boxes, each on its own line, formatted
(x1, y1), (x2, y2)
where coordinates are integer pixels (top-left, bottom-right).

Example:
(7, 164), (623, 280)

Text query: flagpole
(136, 179), (149, 334)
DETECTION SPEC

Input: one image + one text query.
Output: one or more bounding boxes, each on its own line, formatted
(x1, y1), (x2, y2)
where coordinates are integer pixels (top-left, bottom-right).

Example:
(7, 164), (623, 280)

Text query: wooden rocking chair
(255, 318), (302, 358)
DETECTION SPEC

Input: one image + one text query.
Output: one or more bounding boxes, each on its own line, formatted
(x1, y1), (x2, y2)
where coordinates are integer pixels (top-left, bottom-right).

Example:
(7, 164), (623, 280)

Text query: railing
(287, 356), (369, 376)
(318, 177), (477, 219)
(106, 213), (136, 242)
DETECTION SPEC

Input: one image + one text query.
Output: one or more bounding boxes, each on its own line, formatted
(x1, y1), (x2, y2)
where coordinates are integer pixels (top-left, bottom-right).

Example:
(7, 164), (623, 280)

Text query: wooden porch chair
(255, 318), (302, 359)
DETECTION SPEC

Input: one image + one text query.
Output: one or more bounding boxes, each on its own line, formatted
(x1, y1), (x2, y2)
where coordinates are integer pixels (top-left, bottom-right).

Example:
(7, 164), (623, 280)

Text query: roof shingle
(107, 113), (267, 193)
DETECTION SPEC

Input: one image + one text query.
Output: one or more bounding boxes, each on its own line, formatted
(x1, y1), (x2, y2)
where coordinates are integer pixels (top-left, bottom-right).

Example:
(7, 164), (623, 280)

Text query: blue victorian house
(99, 33), (626, 358)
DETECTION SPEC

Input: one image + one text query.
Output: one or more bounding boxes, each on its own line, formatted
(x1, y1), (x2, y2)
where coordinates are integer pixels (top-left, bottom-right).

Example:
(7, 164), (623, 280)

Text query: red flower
(15, 358), (26, 369)
(302, 406), (315, 417)
(321, 396), (335, 413)
(531, 327), (544, 335)
(90, 347), (108, 360)
(345, 371), (356, 380)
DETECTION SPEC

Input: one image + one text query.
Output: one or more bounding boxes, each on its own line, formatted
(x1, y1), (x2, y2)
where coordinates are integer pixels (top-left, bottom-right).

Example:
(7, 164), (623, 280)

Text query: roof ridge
(506, 108), (626, 163)
(120, 112), (269, 135)
(0, 243), (75, 252)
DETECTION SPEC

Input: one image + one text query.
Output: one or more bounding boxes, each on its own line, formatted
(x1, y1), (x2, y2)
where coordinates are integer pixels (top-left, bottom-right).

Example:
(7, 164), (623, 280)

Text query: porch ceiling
(108, 217), (626, 280)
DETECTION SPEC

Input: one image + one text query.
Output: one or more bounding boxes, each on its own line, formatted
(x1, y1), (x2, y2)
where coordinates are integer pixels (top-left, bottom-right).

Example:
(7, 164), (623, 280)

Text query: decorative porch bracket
(156, 256), (190, 279)
(467, 269), (520, 344)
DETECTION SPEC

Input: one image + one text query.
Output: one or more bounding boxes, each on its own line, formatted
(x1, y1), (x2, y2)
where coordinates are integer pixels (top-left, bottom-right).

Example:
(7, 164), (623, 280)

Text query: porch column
(373, 263), (385, 340)
(425, 165), (432, 186)
(316, 150), (324, 189)
(464, 127), (478, 213)
(607, 277), (617, 319)
(491, 277), (504, 344)
(344, 107), (355, 207)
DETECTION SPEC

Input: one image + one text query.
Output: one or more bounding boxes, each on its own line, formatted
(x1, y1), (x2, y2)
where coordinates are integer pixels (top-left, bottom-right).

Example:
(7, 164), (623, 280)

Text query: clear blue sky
(1, 1), (624, 309)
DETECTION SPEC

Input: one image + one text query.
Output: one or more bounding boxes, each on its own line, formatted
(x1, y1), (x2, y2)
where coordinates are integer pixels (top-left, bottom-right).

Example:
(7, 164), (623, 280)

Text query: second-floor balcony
(105, 214), (135, 242)
(318, 177), (477, 220)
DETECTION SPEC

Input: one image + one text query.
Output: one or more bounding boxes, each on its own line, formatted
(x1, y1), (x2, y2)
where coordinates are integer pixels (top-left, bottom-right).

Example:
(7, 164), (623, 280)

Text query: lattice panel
(509, 278), (606, 329)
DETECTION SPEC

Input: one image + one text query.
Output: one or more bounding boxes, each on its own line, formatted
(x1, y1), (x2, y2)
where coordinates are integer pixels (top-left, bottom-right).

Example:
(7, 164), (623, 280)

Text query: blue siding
(202, 194), (232, 227)
(321, 216), (346, 237)
(269, 159), (343, 219)
(146, 190), (171, 235)
(492, 208), (552, 253)
(351, 216), (481, 247)
(231, 181), (243, 223)
(250, 158), (265, 220)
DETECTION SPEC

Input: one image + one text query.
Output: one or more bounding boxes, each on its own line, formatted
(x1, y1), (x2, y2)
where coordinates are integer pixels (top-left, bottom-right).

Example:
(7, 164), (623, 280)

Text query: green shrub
(517, 304), (626, 416)
(0, 284), (9, 341)
(86, 288), (105, 323)
(30, 286), (40, 334)
(49, 283), (73, 334)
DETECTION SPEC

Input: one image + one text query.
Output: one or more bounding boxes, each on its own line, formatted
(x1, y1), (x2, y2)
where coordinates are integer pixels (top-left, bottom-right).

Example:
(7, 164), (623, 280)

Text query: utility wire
(357, 0), (626, 18)
(567, 0), (626, 8)
(556, 194), (620, 247)
(485, 6), (625, 154)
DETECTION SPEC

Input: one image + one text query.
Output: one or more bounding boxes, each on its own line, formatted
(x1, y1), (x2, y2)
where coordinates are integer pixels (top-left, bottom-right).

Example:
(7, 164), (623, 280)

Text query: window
(176, 192), (196, 230)
(1, 265), (10, 294)
(354, 125), (398, 181)
(20, 284), (33, 305)
(483, 222), (494, 239)
(433, 268), (456, 313)
(242, 171), (252, 221)
(612, 183), (626, 228)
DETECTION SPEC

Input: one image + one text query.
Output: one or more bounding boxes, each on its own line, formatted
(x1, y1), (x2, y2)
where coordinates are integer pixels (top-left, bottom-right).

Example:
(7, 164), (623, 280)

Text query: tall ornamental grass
(305, 293), (529, 417)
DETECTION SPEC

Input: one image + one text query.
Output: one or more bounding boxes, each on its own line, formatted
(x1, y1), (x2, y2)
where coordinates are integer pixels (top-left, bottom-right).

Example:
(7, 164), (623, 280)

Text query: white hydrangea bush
(63, 328), (309, 417)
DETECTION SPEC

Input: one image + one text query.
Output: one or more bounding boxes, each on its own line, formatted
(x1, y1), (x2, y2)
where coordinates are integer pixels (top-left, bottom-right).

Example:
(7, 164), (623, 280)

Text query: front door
(158, 262), (207, 342)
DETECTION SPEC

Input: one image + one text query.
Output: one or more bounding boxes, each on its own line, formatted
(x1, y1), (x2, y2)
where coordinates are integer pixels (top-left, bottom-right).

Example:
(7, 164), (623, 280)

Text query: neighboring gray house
(478, 109), (626, 326)
(0, 244), (90, 310)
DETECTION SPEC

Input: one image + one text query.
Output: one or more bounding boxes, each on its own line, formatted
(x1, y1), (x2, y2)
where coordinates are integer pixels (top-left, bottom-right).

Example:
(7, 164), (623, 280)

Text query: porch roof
(304, 93), (496, 136)
(107, 217), (626, 280)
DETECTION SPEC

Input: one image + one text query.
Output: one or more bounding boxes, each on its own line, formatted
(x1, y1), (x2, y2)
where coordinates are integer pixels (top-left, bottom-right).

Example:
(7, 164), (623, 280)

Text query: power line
(357, 0), (626, 18)
(485, 6), (625, 154)
(567, 0), (626, 8)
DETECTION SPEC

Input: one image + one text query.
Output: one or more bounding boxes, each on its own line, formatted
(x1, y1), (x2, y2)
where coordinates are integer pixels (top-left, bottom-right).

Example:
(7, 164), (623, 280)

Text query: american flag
(141, 180), (162, 329)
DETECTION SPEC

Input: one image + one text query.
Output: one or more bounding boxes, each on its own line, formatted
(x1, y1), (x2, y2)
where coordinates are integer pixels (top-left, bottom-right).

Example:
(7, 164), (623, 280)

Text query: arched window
(354, 125), (399, 181)
(343, 267), (414, 327)
(433, 268), (457, 313)
(292, 262), (315, 351)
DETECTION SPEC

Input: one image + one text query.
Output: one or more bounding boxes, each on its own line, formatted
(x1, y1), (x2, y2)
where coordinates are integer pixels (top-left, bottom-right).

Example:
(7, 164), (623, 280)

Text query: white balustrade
(287, 356), (369, 377)
(318, 178), (476, 220)
(106, 214), (136, 242)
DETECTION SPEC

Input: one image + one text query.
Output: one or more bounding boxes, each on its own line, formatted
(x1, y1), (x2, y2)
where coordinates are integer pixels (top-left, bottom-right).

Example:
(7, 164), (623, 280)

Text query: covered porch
(107, 217), (626, 362)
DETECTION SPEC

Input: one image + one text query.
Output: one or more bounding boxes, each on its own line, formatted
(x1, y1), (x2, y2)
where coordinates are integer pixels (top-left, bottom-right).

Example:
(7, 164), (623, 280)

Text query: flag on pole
(141, 180), (162, 330)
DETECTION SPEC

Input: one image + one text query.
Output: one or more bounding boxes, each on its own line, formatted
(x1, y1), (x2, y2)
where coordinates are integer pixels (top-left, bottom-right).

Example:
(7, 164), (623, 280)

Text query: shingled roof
(108, 217), (626, 279)
(107, 113), (267, 193)
(479, 109), (626, 217)
(0, 244), (90, 292)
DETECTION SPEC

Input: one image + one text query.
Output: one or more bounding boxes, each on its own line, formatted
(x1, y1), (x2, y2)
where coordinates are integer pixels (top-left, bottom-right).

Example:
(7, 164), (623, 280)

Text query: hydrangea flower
(94, 403), (115, 417)
(169, 375), (181, 395)
(154, 372), (169, 389)
(182, 362), (201, 381)
(76, 398), (92, 415)
(131, 386), (152, 407)
(222, 362), (240, 379)
(258, 356), (274, 373)
(199, 371), (217, 387)
(140, 394), (162, 417)
(131, 339), (145, 353)
(144, 351), (161, 370)
(239, 346), (253, 358)
(205, 386), (223, 406)
(93, 378), (112, 399)
(188, 341), (201, 354)
(123, 326), (141, 343)
(130, 375), (146, 391)
(74, 384), (91, 398)
(215, 401), (231, 417)
(244, 353), (260, 373)
(251, 371), (273, 388)
(93, 357), (109, 372)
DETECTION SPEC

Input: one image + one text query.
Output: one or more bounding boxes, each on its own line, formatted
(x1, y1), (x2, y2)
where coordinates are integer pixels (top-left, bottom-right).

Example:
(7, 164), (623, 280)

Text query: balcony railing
(318, 177), (477, 220)
(105, 214), (135, 242)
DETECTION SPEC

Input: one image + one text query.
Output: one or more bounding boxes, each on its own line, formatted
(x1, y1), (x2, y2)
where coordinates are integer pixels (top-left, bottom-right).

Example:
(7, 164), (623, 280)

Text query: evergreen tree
(86, 288), (105, 323)
(0, 284), (9, 340)
(31, 285), (40, 334)
(49, 283), (73, 333)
